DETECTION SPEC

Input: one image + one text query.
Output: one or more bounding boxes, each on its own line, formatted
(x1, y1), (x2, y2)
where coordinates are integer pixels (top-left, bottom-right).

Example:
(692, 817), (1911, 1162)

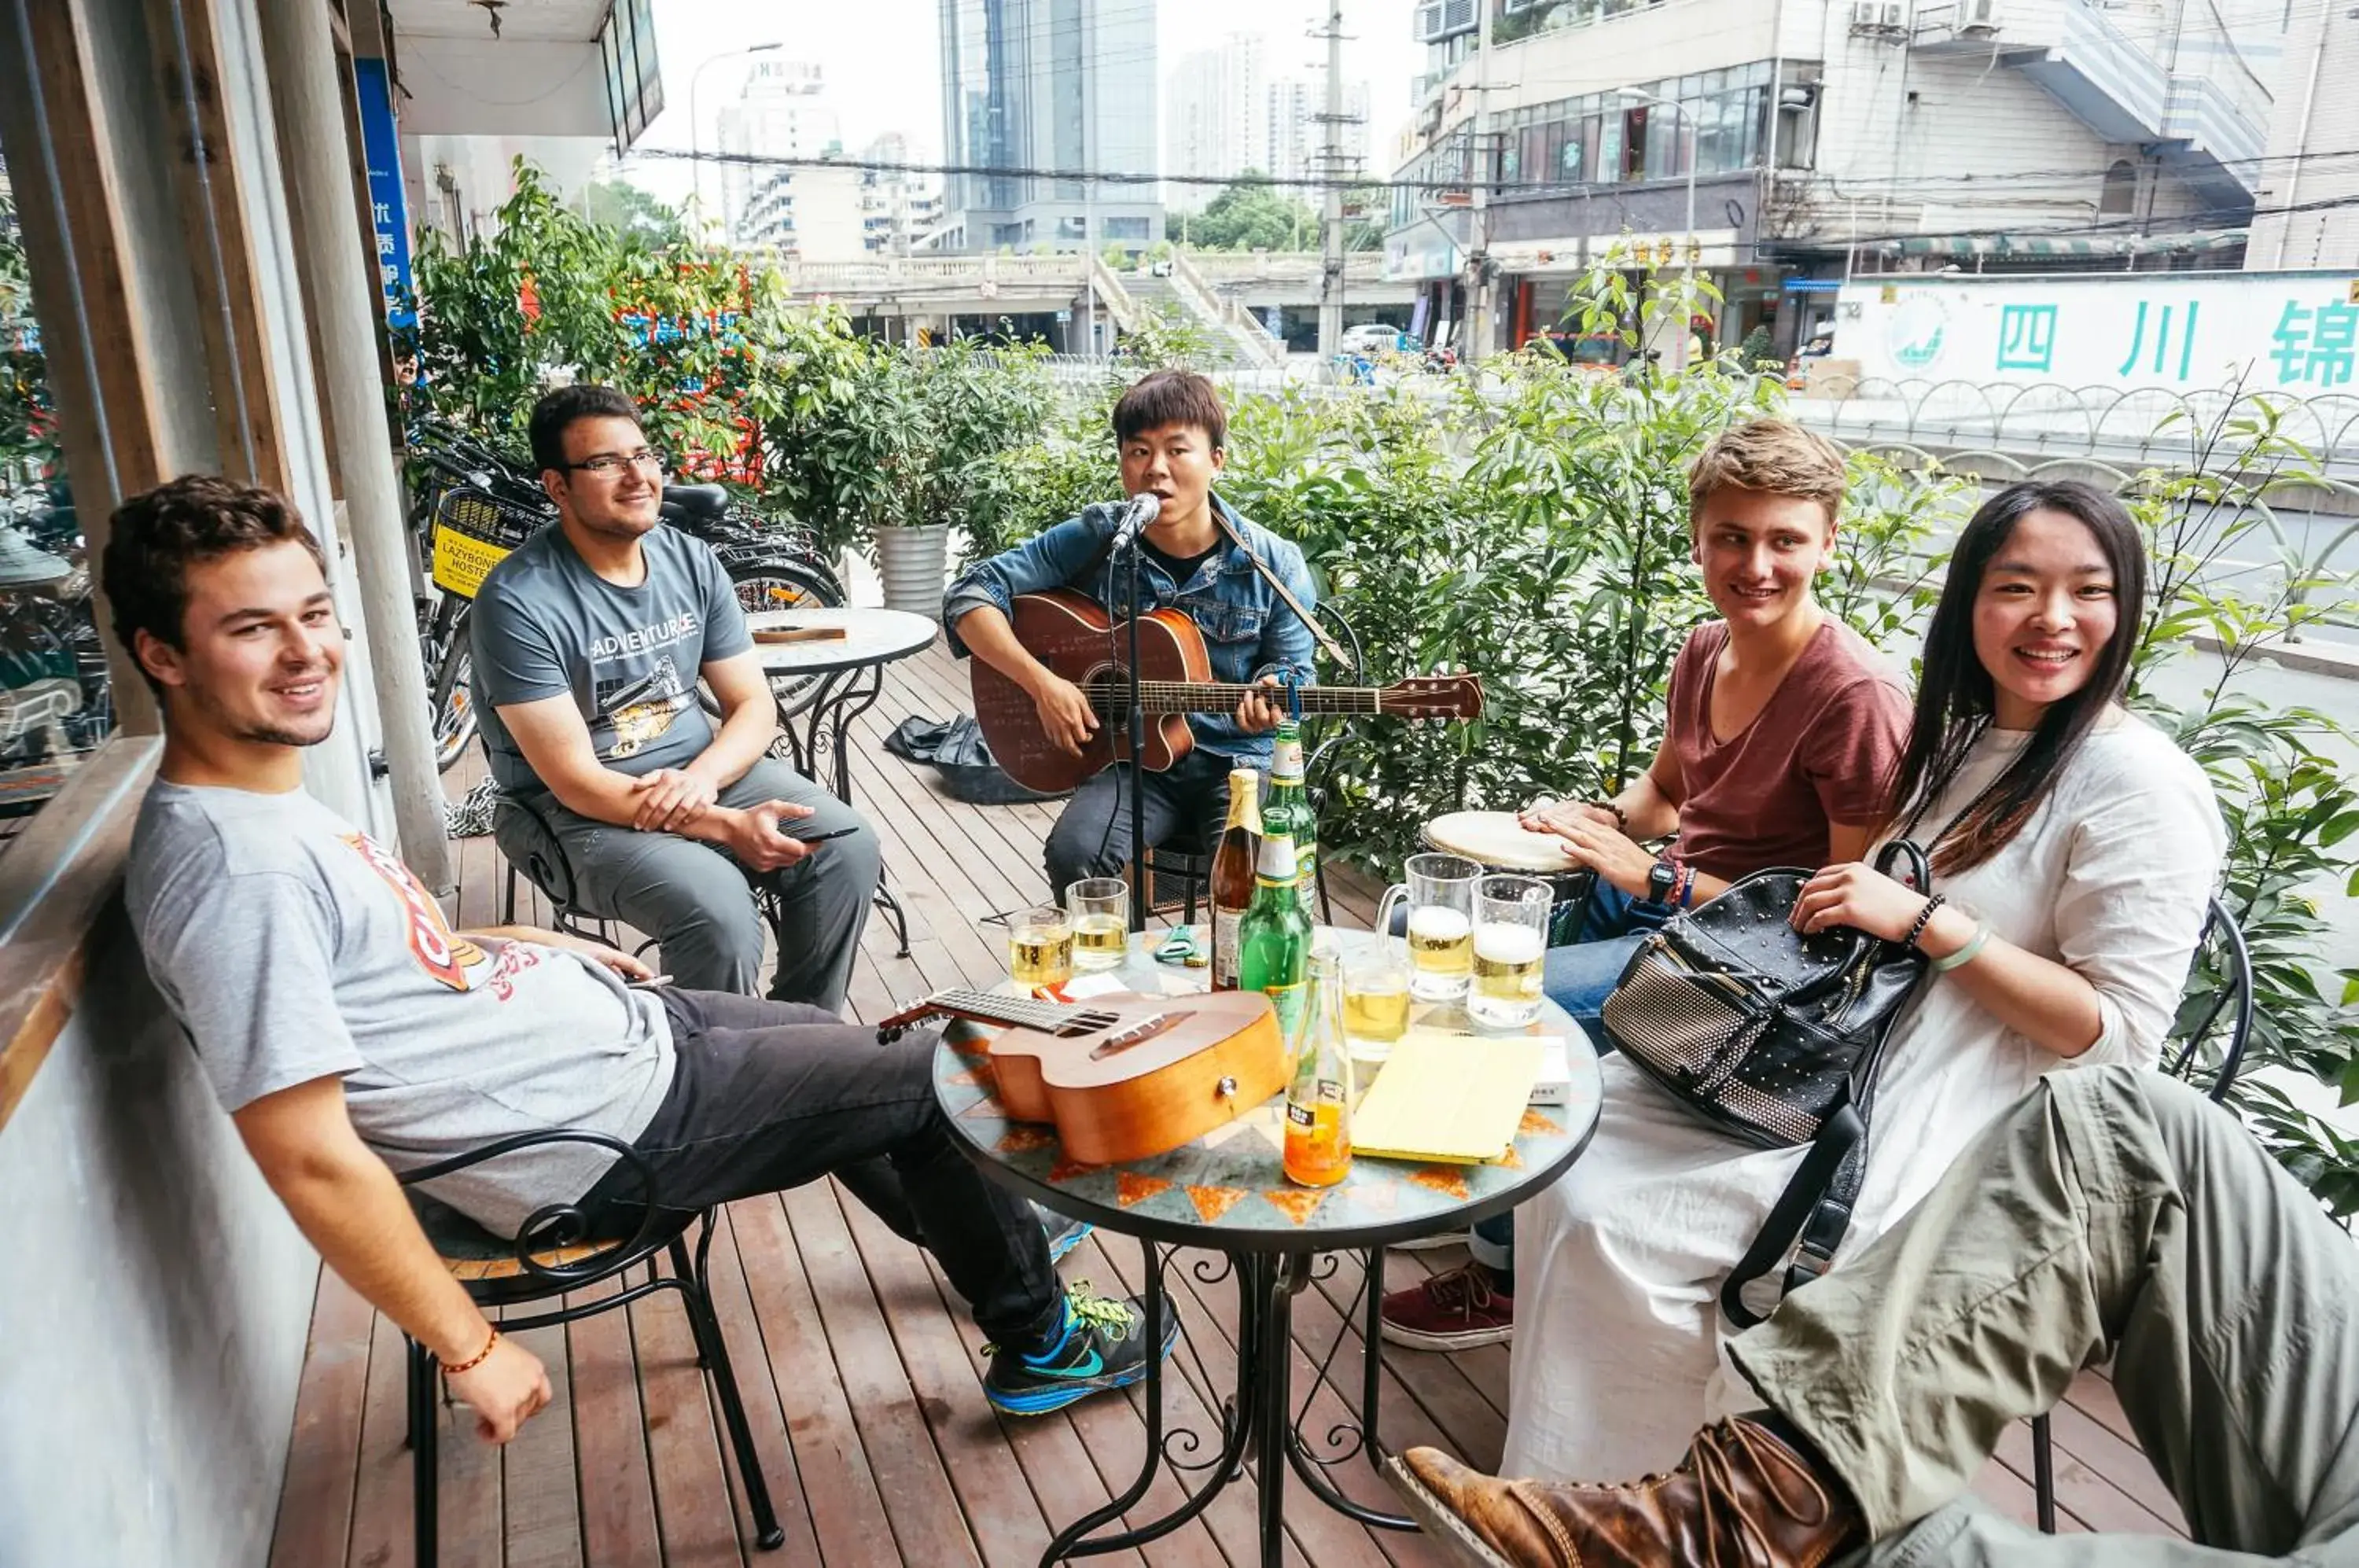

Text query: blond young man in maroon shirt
(1382, 418), (1912, 1354)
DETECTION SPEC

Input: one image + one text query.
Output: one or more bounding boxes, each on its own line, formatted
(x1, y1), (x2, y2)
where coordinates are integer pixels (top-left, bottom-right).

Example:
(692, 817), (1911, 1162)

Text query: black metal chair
(1145, 598), (1365, 926)
(397, 1130), (784, 1568)
(2030, 892), (2254, 1533)
(495, 788), (792, 966)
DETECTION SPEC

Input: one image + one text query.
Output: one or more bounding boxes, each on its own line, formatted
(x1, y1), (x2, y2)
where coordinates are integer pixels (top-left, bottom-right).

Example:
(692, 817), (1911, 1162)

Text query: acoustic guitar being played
(971, 588), (1485, 793)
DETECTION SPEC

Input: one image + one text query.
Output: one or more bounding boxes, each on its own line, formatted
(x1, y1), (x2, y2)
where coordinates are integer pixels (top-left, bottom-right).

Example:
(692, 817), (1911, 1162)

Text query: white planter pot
(874, 523), (951, 618)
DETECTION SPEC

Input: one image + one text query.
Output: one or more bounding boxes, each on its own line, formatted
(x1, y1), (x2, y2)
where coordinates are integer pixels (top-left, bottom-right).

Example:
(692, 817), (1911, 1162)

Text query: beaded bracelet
(445, 1327), (500, 1376)
(1593, 799), (1629, 831)
(1903, 893), (1948, 951)
(1931, 919), (1995, 974)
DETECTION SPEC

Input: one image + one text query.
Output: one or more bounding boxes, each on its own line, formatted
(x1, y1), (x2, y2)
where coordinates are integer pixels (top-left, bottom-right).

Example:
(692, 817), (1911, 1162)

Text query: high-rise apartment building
(1265, 75), (1371, 186)
(856, 132), (945, 255)
(715, 59), (841, 239)
(938, 0), (1162, 252)
(1165, 34), (1264, 212)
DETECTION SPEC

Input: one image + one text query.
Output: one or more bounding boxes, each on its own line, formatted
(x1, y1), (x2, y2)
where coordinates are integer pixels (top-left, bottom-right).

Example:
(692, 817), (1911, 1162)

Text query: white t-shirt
(125, 780), (675, 1237)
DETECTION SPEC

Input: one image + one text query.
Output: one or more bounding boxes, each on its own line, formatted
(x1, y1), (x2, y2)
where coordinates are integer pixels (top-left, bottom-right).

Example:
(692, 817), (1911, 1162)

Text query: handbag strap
(1720, 1103), (1864, 1330)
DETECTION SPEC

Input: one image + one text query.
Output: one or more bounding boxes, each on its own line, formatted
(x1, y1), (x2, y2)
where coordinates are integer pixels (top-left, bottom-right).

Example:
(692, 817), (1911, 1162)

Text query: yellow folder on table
(1352, 1030), (1546, 1165)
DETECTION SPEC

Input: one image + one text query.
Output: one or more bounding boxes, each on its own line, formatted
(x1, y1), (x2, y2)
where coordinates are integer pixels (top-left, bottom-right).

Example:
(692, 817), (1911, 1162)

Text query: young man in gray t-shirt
(467, 384), (875, 1007)
(110, 475), (1172, 1450)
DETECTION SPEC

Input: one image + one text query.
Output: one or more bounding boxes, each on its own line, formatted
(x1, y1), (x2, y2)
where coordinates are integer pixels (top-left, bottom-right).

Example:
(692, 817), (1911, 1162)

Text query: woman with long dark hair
(1503, 479), (2225, 1482)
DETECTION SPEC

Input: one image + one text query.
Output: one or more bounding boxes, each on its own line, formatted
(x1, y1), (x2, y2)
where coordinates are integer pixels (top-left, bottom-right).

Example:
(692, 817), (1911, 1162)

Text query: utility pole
(1312, 0), (1350, 358)
(1465, 0), (1496, 361)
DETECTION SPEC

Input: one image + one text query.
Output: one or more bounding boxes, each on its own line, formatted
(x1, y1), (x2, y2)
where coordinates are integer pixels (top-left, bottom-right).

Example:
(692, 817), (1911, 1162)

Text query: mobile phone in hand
(788, 823), (860, 845)
(626, 974), (674, 989)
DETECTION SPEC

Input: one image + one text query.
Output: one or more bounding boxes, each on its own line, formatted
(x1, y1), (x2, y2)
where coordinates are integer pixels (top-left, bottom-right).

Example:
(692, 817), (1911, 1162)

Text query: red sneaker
(1379, 1261), (1514, 1350)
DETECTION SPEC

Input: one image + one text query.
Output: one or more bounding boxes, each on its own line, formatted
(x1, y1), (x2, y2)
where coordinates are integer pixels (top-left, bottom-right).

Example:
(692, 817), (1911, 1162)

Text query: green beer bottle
(1263, 719), (1319, 919)
(1238, 829), (1313, 1051)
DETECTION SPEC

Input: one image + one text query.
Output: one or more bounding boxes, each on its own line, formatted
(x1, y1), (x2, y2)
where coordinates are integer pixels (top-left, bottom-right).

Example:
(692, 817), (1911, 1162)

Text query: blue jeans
(1479, 880), (1673, 1278)
(1540, 878), (1674, 1051)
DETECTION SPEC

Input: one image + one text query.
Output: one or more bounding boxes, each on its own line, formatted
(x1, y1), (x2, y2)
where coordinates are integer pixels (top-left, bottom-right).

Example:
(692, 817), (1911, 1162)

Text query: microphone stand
(1116, 521), (1149, 933)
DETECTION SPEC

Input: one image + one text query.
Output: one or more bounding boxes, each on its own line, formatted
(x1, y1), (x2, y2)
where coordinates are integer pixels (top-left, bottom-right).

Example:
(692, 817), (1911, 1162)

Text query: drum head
(1422, 810), (1582, 872)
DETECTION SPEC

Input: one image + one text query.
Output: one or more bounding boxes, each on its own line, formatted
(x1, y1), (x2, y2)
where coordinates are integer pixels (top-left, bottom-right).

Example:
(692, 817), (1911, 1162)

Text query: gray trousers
(495, 756), (879, 1010)
(1728, 1066), (2359, 1566)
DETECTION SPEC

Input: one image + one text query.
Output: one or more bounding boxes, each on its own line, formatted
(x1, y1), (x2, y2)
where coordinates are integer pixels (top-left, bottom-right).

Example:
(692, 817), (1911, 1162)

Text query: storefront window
(0, 162), (113, 860)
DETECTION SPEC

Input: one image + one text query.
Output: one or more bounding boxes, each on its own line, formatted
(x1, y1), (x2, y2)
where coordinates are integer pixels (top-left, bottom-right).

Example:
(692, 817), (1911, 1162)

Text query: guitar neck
(1100, 683), (1389, 717)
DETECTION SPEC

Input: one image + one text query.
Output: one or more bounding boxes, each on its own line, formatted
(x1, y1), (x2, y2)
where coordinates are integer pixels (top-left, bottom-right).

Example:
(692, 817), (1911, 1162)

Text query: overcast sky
(620, 0), (1425, 205)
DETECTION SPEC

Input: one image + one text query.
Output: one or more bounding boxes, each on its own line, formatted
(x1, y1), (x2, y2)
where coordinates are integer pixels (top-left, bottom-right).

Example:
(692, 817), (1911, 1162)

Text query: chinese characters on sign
(2269, 300), (2359, 388)
(1996, 304), (2055, 373)
(2118, 301), (2200, 381)
(353, 59), (414, 328)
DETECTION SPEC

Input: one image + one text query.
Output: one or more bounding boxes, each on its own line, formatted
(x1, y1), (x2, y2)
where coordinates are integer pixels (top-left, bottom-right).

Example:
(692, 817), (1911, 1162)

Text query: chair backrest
(399, 1128), (672, 1303)
(2166, 893), (2254, 1104)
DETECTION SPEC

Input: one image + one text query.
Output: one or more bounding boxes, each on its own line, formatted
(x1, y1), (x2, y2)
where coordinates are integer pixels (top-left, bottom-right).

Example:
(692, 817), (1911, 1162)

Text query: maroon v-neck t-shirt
(1658, 619), (1912, 880)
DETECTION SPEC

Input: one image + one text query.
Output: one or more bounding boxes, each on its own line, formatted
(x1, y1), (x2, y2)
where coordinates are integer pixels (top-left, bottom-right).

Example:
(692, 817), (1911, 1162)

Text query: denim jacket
(942, 494), (1318, 761)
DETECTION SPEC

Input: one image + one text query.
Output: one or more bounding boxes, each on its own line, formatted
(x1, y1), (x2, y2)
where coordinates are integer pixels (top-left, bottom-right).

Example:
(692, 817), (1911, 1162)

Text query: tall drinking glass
(1008, 904), (1074, 989)
(1065, 877), (1129, 972)
(1374, 852), (1481, 1000)
(1469, 873), (1550, 1027)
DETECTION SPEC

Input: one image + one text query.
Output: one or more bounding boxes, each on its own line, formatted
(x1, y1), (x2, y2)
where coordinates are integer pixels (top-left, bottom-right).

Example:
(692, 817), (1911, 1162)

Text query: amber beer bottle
(1238, 830), (1313, 1048)
(1283, 949), (1354, 1187)
(1208, 767), (1263, 991)
(1263, 719), (1319, 918)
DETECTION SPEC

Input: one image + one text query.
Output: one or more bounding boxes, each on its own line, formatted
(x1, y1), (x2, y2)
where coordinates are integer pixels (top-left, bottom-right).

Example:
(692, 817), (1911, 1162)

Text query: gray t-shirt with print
(469, 523), (754, 794)
(125, 780), (677, 1238)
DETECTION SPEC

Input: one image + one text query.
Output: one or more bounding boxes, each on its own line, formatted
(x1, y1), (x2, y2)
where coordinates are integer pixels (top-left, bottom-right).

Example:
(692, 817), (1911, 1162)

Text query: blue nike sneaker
(983, 1283), (1180, 1416)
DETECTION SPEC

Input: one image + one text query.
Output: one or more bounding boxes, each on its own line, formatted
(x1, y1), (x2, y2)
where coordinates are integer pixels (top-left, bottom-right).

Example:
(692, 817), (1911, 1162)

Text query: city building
(937, 0), (1163, 256)
(716, 59), (842, 240)
(738, 162), (868, 261)
(856, 133), (947, 255)
(1166, 33), (1266, 212)
(1266, 73), (1371, 186)
(2247, 4), (2359, 269)
(738, 133), (944, 261)
(1385, 0), (2281, 359)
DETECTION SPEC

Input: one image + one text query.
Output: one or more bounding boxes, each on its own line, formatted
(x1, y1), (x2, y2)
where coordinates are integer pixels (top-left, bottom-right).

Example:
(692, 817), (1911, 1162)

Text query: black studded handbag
(1600, 837), (1937, 1329)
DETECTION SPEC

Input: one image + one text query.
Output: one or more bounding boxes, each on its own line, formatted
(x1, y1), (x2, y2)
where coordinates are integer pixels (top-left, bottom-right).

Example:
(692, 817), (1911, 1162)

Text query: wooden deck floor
(268, 639), (2188, 1566)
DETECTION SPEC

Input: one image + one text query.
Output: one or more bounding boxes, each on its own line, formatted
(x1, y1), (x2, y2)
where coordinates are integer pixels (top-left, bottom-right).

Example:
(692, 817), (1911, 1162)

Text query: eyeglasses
(564, 449), (666, 477)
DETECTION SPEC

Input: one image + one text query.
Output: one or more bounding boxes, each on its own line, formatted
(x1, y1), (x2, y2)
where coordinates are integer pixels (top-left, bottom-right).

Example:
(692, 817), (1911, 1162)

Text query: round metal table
(933, 928), (1603, 1567)
(746, 607), (937, 958)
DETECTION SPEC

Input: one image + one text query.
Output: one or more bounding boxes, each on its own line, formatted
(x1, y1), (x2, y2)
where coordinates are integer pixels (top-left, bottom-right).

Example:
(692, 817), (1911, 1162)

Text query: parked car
(1339, 323), (1415, 355)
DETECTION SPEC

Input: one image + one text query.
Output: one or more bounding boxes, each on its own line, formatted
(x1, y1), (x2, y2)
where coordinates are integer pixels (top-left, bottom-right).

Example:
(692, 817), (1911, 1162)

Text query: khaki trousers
(1730, 1066), (2359, 1566)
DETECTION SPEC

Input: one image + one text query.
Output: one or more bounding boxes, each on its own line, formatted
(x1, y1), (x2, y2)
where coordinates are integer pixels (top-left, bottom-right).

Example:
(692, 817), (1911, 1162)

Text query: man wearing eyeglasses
(468, 385), (878, 1008)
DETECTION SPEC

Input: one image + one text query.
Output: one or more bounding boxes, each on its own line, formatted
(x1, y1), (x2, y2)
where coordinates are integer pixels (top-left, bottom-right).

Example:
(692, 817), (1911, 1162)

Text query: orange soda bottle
(1283, 948), (1355, 1187)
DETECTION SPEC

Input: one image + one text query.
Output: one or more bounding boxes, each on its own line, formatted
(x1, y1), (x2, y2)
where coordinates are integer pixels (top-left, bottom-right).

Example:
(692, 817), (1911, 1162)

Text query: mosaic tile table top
(933, 929), (1605, 1252)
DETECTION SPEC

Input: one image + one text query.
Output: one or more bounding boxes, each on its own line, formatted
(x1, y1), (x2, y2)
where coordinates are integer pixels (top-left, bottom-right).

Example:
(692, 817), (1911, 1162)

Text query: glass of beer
(1342, 944), (1413, 1060)
(1375, 852), (1480, 1000)
(1065, 877), (1130, 972)
(1469, 874), (1550, 1028)
(1009, 904), (1074, 989)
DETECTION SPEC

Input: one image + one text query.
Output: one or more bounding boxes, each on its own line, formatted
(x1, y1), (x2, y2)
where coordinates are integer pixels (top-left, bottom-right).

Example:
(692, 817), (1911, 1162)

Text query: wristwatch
(1647, 856), (1676, 906)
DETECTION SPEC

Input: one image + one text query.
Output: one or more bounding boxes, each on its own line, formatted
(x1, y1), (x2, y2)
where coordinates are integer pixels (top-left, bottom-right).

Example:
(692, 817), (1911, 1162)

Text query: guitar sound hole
(1080, 668), (1129, 714)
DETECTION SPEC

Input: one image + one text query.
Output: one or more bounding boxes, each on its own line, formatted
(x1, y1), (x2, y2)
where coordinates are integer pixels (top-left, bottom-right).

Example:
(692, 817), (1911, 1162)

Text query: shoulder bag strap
(1720, 1103), (1864, 1330)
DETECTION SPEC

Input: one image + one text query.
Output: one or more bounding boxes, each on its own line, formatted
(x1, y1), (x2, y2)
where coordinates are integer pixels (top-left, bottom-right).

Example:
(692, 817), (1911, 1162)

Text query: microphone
(1109, 493), (1160, 547)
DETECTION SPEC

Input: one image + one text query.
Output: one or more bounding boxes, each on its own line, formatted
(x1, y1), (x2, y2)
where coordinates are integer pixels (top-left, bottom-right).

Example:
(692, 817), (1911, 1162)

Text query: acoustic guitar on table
(971, 587), (1485, 794)
(879, 986), (1287, 1165)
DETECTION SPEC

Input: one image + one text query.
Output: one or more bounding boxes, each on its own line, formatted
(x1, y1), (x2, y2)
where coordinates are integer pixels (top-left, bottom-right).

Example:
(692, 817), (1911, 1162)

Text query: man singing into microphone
(944, 370), (1318, 896)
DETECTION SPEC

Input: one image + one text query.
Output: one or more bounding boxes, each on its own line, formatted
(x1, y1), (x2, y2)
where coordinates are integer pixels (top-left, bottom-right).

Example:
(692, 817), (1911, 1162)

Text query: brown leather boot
(1385, 1416), (1866, 1568)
